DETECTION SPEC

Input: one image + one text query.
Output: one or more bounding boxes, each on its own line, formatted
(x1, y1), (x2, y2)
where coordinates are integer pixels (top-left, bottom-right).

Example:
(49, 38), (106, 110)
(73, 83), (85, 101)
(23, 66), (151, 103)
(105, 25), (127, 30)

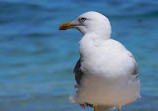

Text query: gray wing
(73, 59), (84, 85)
(132, 60), (139, 76)
(126, 51), (139, 76)
(73, 59), (93, 107)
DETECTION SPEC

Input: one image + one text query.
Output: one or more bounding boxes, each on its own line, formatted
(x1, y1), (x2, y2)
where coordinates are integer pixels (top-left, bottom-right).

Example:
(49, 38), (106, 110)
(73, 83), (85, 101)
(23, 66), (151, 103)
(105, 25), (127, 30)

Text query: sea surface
(0, 0), (158, 111)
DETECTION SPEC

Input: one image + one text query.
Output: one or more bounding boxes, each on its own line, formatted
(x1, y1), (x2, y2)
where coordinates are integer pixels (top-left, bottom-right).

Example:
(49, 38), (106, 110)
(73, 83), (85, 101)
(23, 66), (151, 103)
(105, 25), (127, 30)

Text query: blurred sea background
(0, 0), (158, 111)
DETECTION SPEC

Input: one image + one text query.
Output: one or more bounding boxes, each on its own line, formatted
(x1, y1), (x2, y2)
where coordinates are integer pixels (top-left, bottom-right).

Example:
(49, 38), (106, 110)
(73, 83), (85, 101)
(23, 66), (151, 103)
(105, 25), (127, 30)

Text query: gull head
(59, 11), (111, 38)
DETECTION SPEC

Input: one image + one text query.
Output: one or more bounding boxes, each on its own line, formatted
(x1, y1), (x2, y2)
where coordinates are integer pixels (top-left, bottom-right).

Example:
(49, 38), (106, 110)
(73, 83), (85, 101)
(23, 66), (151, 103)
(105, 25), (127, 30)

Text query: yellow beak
(59, 21), (76, 30)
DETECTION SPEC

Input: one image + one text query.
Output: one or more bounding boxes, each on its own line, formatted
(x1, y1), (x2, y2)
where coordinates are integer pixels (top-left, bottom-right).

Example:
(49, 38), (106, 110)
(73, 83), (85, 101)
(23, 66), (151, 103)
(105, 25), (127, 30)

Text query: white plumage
(59, 11), (140, 111)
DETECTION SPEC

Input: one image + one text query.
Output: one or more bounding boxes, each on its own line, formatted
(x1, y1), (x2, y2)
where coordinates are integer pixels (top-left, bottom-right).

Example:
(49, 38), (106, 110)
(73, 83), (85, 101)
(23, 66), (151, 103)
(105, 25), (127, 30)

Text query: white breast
(77, 38), (140, 106)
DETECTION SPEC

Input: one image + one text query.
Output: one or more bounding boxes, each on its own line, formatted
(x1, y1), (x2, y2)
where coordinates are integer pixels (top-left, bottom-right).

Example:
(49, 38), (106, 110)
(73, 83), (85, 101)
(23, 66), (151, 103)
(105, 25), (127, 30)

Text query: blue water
(0, 0), (158, 111)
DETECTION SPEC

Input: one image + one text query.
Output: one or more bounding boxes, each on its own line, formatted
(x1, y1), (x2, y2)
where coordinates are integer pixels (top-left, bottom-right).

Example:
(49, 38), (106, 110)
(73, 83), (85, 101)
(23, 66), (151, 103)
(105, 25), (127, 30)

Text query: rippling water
(0, 0), (158, 111)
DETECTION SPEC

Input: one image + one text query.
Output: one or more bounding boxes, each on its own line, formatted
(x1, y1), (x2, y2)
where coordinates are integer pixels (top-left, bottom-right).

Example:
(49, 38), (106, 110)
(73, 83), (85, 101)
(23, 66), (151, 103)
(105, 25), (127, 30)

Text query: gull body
(59, 11), (140, 111)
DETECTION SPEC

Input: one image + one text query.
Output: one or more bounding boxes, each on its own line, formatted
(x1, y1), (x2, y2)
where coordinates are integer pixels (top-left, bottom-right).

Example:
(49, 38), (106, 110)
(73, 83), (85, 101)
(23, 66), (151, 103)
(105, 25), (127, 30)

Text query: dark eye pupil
(80, 18), (86, 23)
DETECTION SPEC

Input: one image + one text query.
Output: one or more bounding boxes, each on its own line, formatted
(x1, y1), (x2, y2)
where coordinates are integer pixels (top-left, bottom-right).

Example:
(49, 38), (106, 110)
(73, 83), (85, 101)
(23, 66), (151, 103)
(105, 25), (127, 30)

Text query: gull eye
(79, 18), (87, 23)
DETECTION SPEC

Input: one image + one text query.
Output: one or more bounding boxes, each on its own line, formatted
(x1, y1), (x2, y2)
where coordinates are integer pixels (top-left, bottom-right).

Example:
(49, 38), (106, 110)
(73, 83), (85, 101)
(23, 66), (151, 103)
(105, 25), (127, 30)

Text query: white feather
(70, 11), (140, 110)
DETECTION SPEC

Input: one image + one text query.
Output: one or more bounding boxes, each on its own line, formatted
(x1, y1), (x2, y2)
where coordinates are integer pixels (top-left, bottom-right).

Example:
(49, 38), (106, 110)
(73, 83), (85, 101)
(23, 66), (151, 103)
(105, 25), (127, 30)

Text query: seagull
(59, 11), (140, 111)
